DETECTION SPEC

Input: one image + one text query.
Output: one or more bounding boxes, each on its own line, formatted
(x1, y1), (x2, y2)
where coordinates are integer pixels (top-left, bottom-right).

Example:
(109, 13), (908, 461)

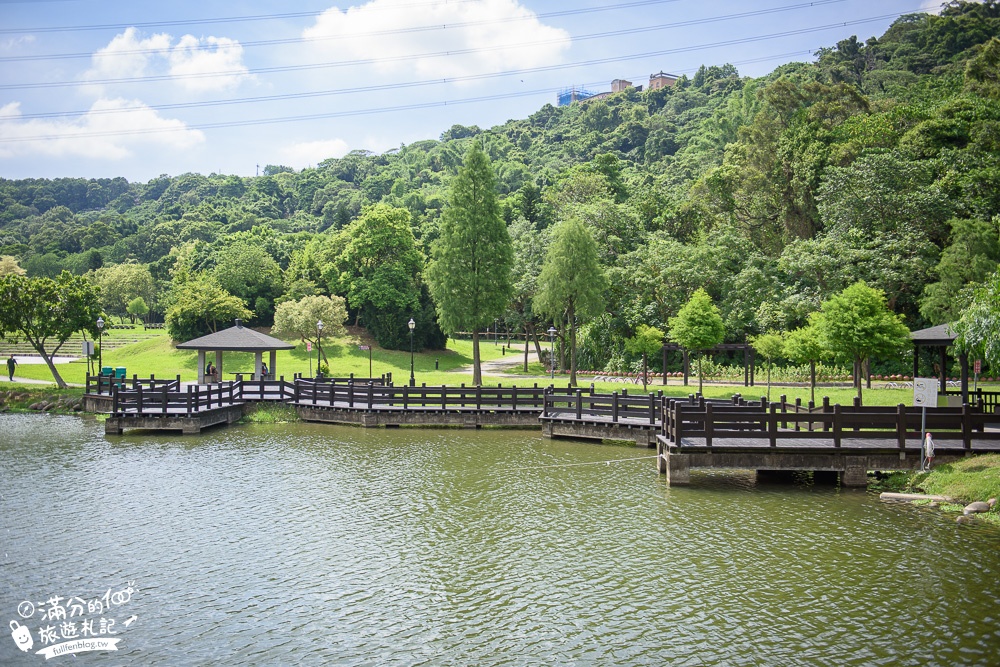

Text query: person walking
(924, 432), (935, 470)
(7, 354), (17, 381)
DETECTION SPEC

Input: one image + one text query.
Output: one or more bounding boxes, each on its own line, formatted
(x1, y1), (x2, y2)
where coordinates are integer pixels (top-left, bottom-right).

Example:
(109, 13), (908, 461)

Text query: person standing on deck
(7, 354), (17, 381)
(924, 432), (935, 470)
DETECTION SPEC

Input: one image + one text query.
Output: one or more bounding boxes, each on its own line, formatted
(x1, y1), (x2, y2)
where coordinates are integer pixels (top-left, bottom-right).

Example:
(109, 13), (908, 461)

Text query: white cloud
(1, 35), (36, 51)
(303, 0), (571, 80)
(83, 27), (172, 83)
(168, 35), (252, 92)
(279, 138), (351, 168)
(83, 28), (251, 92)
(0, 99), (205, 160)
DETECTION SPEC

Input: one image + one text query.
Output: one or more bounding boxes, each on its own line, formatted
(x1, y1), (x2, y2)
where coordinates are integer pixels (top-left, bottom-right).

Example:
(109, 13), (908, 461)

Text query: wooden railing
(291, 373), (393, 385)
(87, 374), (181, 395)
(944, 387), (1000, 410)
(542, 388), (660, 425)
(661, 394), (999, 450)
(293, 382), (588, 410)
(111, 381), (241, 416)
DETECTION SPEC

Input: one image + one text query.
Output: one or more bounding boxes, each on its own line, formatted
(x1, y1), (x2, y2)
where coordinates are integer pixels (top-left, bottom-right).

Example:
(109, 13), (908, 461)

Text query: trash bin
(101, 366), (113, 376)
(115, 367), (127, 379)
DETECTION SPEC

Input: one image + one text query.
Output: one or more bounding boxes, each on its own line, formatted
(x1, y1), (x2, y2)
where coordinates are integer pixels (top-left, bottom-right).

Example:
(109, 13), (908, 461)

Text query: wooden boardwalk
(655, 395), (1000, 485)
(89, 377), (1000, 488)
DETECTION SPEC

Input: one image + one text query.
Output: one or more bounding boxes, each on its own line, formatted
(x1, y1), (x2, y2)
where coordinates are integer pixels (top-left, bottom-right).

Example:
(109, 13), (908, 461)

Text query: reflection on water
(1, 414), (998, 666)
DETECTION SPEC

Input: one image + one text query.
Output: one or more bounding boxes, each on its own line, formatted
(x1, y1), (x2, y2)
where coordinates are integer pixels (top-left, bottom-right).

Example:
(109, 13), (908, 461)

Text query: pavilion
(176, 319), (294, 383)
(911, 323), (969, 402)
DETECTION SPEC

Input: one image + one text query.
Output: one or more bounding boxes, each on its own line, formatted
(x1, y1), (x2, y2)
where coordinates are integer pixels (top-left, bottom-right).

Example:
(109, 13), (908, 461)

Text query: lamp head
(97, 317), (104, 330)
(317, 320), (323, 332)
(408, 318), (415, 332)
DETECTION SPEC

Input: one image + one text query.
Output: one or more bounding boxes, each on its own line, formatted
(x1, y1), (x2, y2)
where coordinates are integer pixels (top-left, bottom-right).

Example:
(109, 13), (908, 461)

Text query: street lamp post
(408, 318), (416, 387)
(548, 326), (557, 380)
(96, 316), (104, 386)
(317, 320), (324, 377)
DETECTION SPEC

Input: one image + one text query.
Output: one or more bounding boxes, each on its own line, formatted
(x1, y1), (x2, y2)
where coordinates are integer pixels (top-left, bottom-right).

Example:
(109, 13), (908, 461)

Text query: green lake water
(1, 414), (998, 665)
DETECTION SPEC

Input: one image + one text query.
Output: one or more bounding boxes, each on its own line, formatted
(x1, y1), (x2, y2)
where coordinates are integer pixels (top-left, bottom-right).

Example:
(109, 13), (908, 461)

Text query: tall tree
(0, 272), (102, 388)
(668, 289), (726, 396)
(534, 218), (608, 386)
(271, 294), (348, 365)
(90, 262), (156, 323)
(784, 324), (825, 403)
(426, 142), (513, 385)
(329, 203), (427, 350)
(212, 241), (284, 325)
(813, 281), (911, 401)
(165, 276), (252, 342)
(954, 269), (1000, 370)
(625, 324), (665, 391)
(750, 331), (785, 401)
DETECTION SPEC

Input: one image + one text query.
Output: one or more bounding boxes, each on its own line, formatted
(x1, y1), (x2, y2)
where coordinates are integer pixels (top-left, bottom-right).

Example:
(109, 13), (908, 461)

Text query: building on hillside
(649, 71), (680, 90)
(557, 87), (598, 106)
(611, 79), (632, 93)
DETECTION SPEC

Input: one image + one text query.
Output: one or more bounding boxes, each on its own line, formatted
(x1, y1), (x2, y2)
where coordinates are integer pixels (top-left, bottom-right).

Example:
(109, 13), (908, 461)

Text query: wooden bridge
(655, 395), (1000, 486)
(90, 377), (1000, 487)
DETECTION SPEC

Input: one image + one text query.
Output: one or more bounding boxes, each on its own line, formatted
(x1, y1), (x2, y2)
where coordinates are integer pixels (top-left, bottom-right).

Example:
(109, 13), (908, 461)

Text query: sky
(0, 0), (942, 182)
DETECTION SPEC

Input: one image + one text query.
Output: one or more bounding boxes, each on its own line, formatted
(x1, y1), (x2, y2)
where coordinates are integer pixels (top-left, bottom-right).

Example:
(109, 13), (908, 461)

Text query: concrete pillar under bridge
(655, 443), (972, 487)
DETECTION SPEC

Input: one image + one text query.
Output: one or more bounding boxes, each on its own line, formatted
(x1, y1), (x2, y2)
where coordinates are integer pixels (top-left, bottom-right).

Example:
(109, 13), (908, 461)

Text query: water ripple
(1, 415), (998, 665)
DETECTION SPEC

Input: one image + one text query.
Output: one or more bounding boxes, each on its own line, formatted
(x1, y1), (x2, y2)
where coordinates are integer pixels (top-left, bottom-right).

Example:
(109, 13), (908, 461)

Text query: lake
(1, 414), (998, 665)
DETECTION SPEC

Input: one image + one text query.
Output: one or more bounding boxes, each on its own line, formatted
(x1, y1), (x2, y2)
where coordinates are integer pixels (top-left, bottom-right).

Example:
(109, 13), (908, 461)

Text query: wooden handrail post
(162, 386), (168, 414)
(705, 403), (714, 448)
(137, 384), (143, 415)
(112, 384), (119, 415)
(822, 397), (831, 432)
(833, 404), (842, 448)
(648, 393), (656, 425)
(612, 392), (619, 423)
(768, 402), (777, 447)
(795, 398), (802, 432)
(575, 389), (583, 420)
(896, 403), (906, 449)
(962, 402), (972, 451)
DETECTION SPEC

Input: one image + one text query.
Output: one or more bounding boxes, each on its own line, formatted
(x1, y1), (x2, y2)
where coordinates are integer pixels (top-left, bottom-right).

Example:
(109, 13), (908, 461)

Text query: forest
(1, 0), (998, 380)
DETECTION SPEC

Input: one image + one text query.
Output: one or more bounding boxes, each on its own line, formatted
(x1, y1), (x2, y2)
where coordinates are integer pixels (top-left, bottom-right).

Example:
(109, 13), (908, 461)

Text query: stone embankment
(0, 390), (84, 413)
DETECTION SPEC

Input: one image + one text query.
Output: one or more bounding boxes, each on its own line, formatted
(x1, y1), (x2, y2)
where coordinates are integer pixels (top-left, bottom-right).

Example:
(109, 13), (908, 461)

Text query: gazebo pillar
(270, 350), (277, 380)
(216, 350), (223, 382)
(254, 352), (263, 380)
(198, 350), (206, 384)
(939, 346), (947, 394)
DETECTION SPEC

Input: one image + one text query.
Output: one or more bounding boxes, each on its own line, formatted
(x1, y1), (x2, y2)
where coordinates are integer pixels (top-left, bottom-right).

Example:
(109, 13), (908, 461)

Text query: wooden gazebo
(177, 319), (294, 384)
(911, 323), (969, 401)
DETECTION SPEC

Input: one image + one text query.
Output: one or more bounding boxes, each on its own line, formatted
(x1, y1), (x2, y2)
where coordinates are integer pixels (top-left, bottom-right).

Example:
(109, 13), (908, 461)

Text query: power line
(0, 0), (863, 91)
(0, 0), (678, 36)
(0, 0), (841, 64)
(0, 12), (904, 144)
(1, 48), (816, 121)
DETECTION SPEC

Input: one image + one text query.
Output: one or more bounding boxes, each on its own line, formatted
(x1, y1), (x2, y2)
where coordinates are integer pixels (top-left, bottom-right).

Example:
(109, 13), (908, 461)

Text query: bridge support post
(841, 456), (868, 487)
(668, 452), (690, 486)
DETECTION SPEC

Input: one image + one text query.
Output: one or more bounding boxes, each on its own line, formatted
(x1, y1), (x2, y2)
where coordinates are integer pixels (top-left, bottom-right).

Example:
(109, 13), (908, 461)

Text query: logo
(8, 582), (137, 660)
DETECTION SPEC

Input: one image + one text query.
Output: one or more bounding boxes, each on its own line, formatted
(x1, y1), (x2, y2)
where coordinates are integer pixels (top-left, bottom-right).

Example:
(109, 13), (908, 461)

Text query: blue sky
(0, 0), (939, 182)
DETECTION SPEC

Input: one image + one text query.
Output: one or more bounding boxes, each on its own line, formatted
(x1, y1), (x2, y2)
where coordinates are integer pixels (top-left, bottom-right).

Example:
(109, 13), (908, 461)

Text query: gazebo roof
(910, 323), (957, 346)
(176, 320), (294, 352)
